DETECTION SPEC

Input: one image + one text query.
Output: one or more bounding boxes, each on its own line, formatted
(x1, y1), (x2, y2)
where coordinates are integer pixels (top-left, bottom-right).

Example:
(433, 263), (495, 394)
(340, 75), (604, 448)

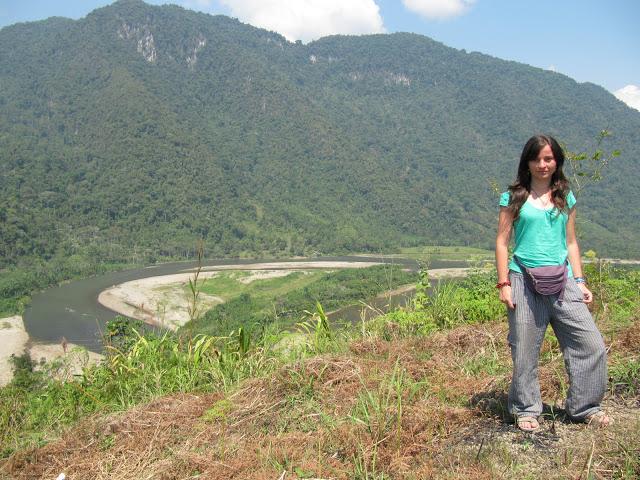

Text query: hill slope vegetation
(2, 264), (639, 478)
(1, 0), (640, 266)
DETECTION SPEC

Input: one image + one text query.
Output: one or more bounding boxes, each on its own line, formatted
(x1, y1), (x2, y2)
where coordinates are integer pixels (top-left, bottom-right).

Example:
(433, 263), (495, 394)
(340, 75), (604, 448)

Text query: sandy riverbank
(428, 267), (471, 279)
(98, 271), (226, 331)
(0, 316), (103, 387)
(0, 316), (29, 386)
(98, 261), (384, 329)
(97, 261), (471, 330)
(98, 261), (378, 330)
(194, 260), (382, 273)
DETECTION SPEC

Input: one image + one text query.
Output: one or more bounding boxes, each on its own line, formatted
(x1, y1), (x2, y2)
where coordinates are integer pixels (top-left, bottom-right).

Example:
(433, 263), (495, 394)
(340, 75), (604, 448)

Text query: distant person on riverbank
(495, 134), (610, 432)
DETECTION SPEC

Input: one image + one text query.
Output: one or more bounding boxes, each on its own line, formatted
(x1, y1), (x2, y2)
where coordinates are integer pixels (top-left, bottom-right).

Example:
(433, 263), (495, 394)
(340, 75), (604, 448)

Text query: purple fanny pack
(514, 256), (568, 302)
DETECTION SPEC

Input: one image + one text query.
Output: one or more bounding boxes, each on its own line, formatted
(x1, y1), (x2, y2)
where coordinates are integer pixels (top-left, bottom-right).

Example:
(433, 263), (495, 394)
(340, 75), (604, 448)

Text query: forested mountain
(2, 0), (639, 267)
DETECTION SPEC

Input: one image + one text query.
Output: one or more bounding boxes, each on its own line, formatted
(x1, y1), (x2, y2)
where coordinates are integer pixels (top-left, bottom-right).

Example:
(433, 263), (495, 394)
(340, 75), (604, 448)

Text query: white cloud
(217, 0), (385, 43)
(614, 84), (640, 112)
(401, 0), (475, 20)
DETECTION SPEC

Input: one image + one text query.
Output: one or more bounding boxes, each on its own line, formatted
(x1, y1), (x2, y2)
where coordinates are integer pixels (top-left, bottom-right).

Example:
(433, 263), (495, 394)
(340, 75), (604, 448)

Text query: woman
(495, 134), (610, 432)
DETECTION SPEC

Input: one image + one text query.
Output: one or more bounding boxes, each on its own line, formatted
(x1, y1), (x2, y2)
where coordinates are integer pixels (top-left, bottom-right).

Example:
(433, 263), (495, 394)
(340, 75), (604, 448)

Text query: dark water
(327, 286), (417, 325)
(23, 256), (466, 351)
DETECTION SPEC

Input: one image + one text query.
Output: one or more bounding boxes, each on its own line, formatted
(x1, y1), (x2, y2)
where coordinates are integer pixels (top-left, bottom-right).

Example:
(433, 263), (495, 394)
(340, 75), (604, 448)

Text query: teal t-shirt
(499, 191), (576, 276)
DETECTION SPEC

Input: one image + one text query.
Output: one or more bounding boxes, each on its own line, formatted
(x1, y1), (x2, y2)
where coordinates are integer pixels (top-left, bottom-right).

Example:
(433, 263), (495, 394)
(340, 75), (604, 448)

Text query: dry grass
(2, 317), (639, 479)
(616, 318), (640, 354)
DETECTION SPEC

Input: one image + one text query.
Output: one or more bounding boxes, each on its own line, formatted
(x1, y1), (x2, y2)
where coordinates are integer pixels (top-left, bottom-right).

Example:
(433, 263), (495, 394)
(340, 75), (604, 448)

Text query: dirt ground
(3, 320), (638, 479)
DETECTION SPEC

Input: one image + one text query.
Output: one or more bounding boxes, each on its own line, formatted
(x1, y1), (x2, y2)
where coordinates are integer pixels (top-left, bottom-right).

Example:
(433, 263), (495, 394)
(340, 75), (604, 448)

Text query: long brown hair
(507, 134), (570, 219)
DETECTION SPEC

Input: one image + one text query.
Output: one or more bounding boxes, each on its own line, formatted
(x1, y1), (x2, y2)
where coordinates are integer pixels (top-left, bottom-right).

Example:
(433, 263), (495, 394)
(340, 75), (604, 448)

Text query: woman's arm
(566, 207), (593, 303)
(496, 206), (515, 309)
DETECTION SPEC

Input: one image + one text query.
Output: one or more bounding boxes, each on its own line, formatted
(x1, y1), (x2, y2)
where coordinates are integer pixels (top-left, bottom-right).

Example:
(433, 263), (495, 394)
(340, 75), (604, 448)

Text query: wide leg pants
(507, 272), (607, 420)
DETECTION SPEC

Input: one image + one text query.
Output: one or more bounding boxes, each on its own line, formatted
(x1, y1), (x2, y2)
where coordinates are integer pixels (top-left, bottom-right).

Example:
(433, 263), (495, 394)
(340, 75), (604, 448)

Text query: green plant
(186, 239), (205, 326)
(349, 361), (407, 446)
(352, 442), (389, 480)
(103, 316), (146, 354)
(565, 130), (620, 197)
(582, 257), (640, 328)
(609, 356), (640, 397)
(8, 353), (40, 390)
(203, 399), (234, 422)
(426, 281), (464, 329)
(348, 357), (423, 479)
(540, 329), (561, 363)
(613, 438), (640, 479)
(457, 270), (505, 323)
(297, 301), (333, 353)
(412, 261), (431, 310)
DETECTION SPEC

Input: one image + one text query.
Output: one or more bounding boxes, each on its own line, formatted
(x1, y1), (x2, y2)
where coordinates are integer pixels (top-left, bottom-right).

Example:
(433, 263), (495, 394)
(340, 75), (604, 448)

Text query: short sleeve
(567, 191), (576, 209)
(499, 191), (510, 207)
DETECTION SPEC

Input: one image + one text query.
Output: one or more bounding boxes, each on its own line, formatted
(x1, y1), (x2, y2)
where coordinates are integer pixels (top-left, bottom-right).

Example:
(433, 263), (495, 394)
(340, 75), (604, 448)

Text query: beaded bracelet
(574, 277), (586, 284)
(496, 281), (511, 289)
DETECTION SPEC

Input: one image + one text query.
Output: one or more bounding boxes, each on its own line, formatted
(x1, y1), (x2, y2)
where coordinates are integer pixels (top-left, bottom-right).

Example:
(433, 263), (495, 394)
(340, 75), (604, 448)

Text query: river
(23, 256), (467, 351)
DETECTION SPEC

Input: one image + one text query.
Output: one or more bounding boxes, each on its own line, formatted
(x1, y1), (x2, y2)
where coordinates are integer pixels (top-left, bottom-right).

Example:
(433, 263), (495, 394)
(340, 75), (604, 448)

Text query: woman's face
(528, 144), (557, 184)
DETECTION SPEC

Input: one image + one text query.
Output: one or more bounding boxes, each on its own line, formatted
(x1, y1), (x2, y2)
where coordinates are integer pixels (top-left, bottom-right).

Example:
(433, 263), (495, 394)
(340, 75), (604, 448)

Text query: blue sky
(0, 0), (638, 107)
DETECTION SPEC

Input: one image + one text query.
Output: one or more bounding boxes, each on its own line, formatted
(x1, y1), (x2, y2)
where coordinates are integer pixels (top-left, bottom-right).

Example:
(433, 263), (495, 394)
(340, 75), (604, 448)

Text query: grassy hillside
(1, 0), (640, 270)
(2, 262), (638, 478)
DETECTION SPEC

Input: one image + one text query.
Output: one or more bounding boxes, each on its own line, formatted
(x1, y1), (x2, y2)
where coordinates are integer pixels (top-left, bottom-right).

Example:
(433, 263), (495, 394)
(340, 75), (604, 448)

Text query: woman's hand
(578, 283), (593, 303)
(499, 285), (515, 309)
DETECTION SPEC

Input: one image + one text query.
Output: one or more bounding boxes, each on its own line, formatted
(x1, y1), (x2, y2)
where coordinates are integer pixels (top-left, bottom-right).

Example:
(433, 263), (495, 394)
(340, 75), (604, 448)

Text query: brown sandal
(585, 411), (612, 427)
(516, 416), (540, 432)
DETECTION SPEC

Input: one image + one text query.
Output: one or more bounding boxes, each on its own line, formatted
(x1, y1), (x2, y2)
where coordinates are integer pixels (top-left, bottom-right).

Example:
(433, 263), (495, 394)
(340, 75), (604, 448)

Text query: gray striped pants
(507, 272), (607, 420)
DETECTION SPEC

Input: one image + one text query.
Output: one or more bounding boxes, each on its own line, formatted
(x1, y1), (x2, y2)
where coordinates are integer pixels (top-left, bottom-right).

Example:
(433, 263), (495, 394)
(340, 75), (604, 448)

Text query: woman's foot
(516, 415), (540, 432)
(585, 410), (612, 427)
